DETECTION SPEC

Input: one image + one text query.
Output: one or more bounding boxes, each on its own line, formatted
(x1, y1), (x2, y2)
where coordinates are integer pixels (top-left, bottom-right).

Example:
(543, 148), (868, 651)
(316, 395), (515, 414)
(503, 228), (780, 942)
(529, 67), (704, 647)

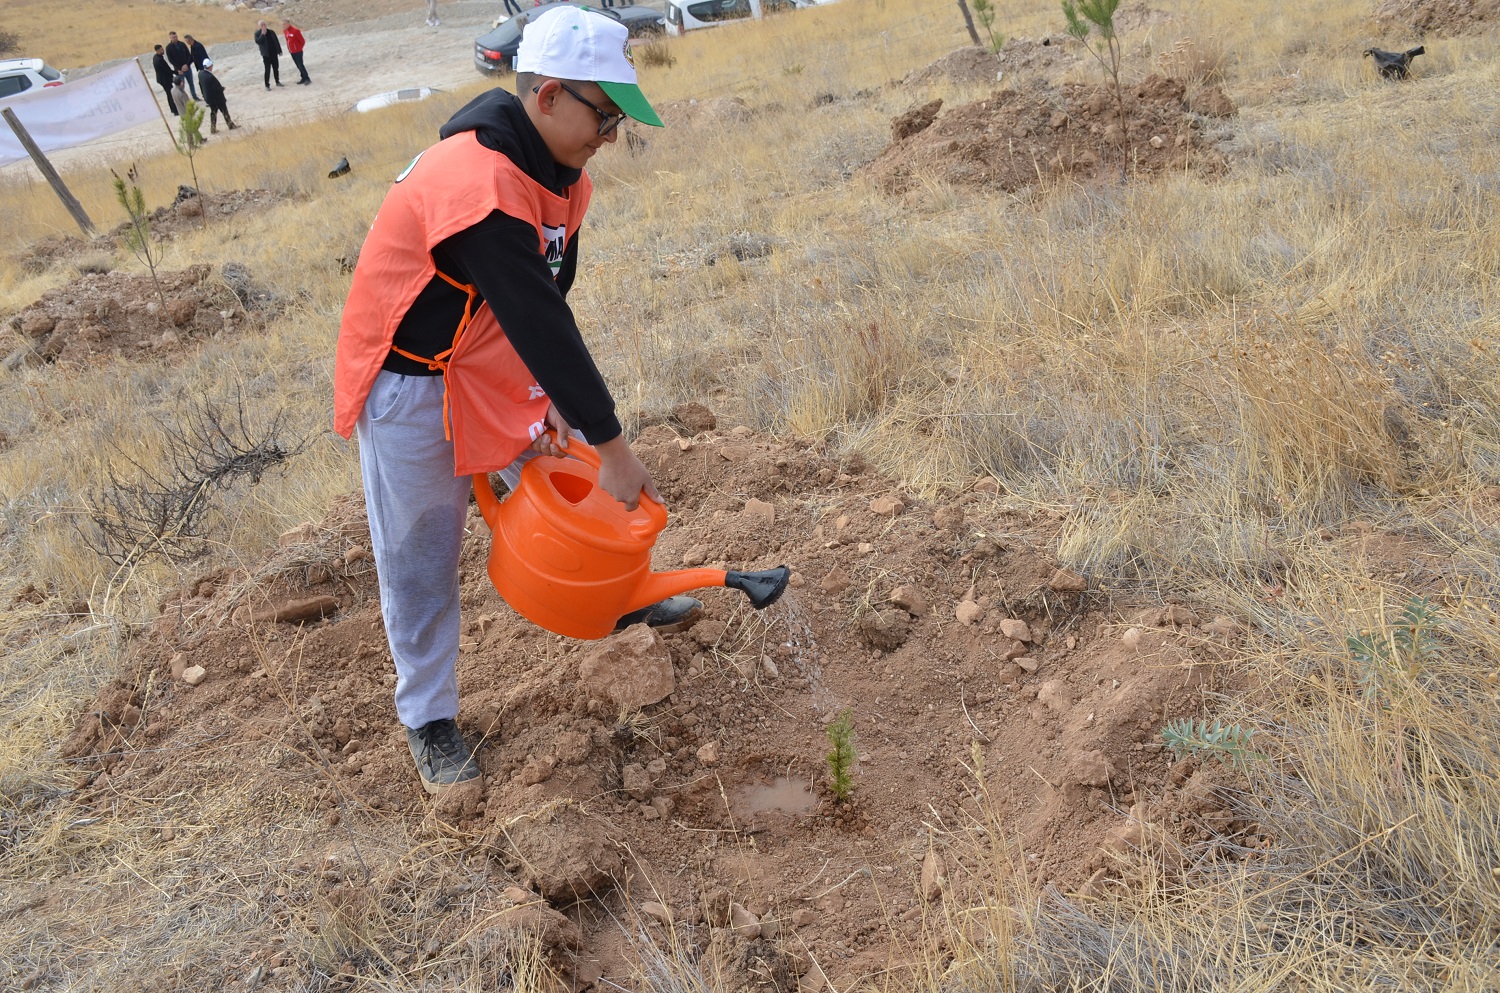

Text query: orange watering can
(472, 439), (790, 640)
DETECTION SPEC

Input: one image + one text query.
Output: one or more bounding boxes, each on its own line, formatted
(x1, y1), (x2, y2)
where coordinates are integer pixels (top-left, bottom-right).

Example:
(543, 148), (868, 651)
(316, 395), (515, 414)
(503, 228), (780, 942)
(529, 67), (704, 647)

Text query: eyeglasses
(535, 82), (627, 136)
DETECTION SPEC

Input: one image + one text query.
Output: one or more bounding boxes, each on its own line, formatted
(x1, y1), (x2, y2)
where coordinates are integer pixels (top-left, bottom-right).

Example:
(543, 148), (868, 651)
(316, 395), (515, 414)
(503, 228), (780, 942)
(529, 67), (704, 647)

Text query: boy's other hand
(594, 435), (661, 511)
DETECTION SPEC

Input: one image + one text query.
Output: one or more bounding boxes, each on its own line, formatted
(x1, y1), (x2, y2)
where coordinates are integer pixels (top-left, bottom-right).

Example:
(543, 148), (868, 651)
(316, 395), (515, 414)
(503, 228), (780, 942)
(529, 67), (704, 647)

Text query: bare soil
(867, 71), (1233, 195)
(51, 411), (1254, 989)
(1372, 0), (1500, 36)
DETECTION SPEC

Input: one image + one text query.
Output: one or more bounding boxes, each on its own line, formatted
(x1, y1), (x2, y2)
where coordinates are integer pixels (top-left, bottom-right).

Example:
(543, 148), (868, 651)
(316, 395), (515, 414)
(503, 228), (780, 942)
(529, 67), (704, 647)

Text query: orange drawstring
(388, 270), (479, 441)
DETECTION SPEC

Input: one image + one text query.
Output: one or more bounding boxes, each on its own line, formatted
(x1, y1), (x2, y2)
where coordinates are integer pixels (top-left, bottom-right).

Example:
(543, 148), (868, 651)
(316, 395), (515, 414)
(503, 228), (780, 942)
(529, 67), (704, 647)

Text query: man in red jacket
(281, 19), (312, 85)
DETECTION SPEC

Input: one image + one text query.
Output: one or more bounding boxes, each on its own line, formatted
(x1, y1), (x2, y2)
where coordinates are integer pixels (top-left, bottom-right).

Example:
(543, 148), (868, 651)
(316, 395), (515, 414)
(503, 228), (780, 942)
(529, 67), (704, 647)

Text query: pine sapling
(971, 0), (1005, 53)
(176, 98), (208, 227)
(111, 166), (167, 310)
(1062, 0), (1128, 168)
(825, 708), (857, 803)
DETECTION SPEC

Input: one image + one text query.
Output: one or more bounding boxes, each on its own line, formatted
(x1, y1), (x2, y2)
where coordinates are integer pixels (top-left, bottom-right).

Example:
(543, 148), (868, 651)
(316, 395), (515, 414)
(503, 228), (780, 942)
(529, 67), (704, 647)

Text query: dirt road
(3, 1), (504, 178)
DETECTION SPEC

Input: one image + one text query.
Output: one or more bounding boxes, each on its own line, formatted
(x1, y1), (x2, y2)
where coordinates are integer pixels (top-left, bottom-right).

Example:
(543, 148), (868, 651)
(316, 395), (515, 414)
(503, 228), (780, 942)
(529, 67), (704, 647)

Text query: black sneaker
(613, 596), (702, 633)
(404, 719), (481, 794)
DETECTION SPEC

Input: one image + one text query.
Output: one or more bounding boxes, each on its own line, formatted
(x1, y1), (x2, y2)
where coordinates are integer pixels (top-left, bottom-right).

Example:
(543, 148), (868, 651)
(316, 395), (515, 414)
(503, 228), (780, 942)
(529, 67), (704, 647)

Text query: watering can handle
(543, 431), (668, 537)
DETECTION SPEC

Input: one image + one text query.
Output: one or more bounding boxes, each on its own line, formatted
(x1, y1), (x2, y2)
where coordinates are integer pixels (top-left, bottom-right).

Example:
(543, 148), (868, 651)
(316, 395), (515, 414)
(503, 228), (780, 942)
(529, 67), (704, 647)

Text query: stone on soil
(578, 624), (675, 709)
(730, 901), (762, 939)
(182, 665), (207, 685)
(999, 618), (1032, 642)
(889, 585), (929, 615)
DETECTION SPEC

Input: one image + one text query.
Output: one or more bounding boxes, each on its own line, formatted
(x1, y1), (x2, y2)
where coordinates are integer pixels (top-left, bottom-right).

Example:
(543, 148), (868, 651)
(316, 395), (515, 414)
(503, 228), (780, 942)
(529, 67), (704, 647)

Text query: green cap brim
(599, 80), (663, 128)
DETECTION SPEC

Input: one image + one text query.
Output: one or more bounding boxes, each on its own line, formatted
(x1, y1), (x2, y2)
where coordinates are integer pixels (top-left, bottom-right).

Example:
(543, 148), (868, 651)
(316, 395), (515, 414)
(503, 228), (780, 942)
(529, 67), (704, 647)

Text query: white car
(0, 58), (65, 101)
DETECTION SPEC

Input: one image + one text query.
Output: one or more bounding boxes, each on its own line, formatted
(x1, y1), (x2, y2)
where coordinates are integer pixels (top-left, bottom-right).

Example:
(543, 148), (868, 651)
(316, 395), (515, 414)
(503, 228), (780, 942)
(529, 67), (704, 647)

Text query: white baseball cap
(201, 58), (213, 67)
(515, 5), (663, 127)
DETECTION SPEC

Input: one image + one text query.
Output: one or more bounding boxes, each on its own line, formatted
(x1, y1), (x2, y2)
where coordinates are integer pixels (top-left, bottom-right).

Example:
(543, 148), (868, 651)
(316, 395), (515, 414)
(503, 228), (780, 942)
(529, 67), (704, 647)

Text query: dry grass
(3, 0), (1500, 988)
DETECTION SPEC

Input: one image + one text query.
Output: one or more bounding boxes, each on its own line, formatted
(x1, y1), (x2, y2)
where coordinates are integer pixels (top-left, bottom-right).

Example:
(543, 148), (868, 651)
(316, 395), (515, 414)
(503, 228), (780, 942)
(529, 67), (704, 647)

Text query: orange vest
(332, 130), (592, 475)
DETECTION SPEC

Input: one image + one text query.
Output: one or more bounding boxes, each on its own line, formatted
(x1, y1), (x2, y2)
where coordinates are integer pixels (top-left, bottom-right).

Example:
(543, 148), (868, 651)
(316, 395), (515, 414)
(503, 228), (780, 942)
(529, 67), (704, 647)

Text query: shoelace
(420, 721), (467, 765)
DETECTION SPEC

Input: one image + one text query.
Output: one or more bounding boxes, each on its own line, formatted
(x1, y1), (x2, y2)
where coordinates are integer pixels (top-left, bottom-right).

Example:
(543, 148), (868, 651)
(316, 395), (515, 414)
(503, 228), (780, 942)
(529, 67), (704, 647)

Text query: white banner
(0, 61), (163, 167)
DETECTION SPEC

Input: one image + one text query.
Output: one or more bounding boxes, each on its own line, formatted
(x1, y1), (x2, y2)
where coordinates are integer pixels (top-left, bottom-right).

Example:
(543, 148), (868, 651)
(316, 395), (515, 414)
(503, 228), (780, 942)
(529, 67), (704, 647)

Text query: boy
(333, 6), (694, 795)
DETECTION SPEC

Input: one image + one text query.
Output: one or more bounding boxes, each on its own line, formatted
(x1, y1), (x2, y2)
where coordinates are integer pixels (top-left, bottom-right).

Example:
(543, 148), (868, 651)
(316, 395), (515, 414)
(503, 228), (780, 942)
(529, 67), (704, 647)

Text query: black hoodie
(383, 88), (619, 447)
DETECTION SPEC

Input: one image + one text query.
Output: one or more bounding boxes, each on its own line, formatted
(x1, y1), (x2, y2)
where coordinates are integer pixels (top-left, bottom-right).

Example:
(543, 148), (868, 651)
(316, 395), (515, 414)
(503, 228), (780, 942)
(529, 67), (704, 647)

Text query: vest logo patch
(543, 222), (567, 275)
(394, 150), (426, 183)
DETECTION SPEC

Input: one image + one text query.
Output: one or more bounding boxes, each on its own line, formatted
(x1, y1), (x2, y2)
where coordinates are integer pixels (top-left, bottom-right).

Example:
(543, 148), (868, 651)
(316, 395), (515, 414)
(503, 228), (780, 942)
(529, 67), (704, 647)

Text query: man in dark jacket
(198, 59), (238, 134)
(332, 6), (678, 796)
(184, 35), (210, 81)
(151, 44), (178, 115)
(165, 31), (198, 100)
(253, 21), (283, 89)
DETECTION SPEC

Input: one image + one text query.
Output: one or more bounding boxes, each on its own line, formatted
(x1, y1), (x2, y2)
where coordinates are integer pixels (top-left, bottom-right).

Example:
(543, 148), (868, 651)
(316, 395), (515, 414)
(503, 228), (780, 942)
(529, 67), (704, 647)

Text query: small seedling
(1062, 0), (1127, 164)
(971, 0), (1005, 53)
(110, 165), (167, 309)
(825, 708), (857, 802)
(176, 99), (208, 227)
(1161, 717), (1261, 770)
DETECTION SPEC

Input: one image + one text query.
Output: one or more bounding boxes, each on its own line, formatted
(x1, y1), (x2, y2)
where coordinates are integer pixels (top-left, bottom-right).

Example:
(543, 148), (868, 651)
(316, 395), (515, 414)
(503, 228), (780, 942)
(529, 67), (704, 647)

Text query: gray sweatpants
(356, 371), (531, 729)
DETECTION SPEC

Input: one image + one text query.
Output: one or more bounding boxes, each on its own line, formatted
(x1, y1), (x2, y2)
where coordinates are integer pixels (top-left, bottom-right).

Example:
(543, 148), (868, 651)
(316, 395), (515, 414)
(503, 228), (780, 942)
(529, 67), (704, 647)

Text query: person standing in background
(282, 19), (312, 84)
(254, 20), (284, 89)
(151, 44), (179, 115)
(184, 34), (210, 88)
(425, 0), (441, 27)
(165, 31), (199, 101)
(197, 59), (238, 134)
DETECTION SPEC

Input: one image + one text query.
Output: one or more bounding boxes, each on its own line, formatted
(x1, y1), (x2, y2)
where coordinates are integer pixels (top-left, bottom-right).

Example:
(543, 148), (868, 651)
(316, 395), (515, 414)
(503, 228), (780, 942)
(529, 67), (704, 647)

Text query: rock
(1204, 615), (1240, 639)
(1149, 134), (1166, 149)
(1068, 749), (1116, 787)
(621, 762), (654, 800)
(920, 849), (944, 901)
(578, 624), (675, 709)
(743, 498), (775, 524)
(1122, 627), (1144, 648)
(696, 740), (720, 766)
(999, 618), (1032, 642)
(233, 595), (340, 626)
(690, 617), (726, 647)
(972, 476), (1001, 494)
(182, 665), (207, 686)
(729, 902), (761, 939)
(869, 495), (904, 516)
(170, 652), (189, 679)
(640, 900), (673, 925)
(820, 567), (850, 595)
(1165, 604), (1199, 627)
(955, 600), (984, 626)
(343, 546), (369, 565)
(1013, 657), (1039, 673)
(791, 907), (816, 927)
(1048, 567), (1087, 592)
(934, 505), (964, 532)
(800, 958), (832, 993)
(701, 888), (732, 927)
(519, 755), (557, 786)
(889, 585), (929, 616)
(858, 608), (911, 651)
(306, 563), (332, 585)
(493, 804), (620, 904)
(1036, 680), (1072, 713)
(730, 425), (754, 437)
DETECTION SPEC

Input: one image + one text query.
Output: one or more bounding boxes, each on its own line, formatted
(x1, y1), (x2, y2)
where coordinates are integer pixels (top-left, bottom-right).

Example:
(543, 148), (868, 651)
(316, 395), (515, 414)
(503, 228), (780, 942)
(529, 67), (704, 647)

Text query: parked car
(663, 0), (806, 37)
(476, 2), (630, 76)
(614, 5), (668, 35)
(0, 58), (65, 101)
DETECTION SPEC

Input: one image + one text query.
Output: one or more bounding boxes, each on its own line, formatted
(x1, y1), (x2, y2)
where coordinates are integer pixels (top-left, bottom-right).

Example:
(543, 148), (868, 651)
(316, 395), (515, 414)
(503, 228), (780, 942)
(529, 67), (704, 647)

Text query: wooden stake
(2, 107), (97, 238)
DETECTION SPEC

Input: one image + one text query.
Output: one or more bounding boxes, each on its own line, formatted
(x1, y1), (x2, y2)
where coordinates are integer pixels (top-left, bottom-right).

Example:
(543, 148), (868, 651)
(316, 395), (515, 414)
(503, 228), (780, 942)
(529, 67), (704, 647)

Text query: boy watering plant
(333, 6), (697, 795)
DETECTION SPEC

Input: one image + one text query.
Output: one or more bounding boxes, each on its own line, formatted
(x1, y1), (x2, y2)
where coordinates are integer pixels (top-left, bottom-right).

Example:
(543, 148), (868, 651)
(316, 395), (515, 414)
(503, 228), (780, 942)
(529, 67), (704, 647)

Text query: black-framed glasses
(536, 82), (627, 136)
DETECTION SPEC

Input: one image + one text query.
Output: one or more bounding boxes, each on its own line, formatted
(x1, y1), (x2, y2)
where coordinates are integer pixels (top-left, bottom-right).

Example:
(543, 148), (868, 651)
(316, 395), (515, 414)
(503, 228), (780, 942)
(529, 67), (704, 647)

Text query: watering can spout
(725, 566), (791, 610)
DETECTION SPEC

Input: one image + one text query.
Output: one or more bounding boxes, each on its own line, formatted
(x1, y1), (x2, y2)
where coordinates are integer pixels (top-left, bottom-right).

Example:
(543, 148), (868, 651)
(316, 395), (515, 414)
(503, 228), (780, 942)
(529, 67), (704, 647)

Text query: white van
(663, 0), (817, 36)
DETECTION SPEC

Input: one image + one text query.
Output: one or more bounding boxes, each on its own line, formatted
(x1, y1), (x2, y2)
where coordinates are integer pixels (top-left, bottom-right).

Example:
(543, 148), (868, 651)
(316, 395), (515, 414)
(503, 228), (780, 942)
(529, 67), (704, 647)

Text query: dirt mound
(4, 260), (277, 369)
(865, 73), (1233, 195)
(1372, 0), (1500, 35)
(58, 416), (1248, 990)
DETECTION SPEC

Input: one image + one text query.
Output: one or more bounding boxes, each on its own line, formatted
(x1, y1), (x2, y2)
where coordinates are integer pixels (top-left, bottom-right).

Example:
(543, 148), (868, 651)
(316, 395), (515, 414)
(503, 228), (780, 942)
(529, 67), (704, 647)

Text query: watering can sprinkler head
(725, 566), (791, 610)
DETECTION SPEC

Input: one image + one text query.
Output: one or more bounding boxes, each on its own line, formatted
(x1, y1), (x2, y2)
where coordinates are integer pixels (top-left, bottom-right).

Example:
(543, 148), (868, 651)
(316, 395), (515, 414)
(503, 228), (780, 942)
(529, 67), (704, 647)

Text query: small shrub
(1161, 717), (1261, 770)
(971, 0), (1005, 53)
(110, 165), (167, 309)
(0, 28), (19, 57)
(635, 37), (675, 69)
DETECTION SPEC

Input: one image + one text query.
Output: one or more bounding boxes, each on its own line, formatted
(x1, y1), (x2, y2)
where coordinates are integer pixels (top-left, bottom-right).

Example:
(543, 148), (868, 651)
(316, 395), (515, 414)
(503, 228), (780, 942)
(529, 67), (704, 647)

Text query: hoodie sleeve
(433, 210), (621, 445)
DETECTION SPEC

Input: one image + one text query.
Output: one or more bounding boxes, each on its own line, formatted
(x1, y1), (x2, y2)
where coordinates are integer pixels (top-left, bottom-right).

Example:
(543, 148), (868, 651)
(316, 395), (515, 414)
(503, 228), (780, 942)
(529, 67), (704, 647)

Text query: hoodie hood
(438, 88), (582, 195)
